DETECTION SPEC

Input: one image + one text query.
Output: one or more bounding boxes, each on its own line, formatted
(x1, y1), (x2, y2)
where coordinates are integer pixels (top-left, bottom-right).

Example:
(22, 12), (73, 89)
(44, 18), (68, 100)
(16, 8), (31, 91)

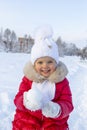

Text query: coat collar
(23, 61), (68, 83)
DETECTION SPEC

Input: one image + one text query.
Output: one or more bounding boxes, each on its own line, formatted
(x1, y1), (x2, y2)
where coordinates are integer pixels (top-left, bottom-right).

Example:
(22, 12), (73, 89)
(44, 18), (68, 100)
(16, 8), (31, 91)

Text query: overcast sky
(0, 0), (87, 43)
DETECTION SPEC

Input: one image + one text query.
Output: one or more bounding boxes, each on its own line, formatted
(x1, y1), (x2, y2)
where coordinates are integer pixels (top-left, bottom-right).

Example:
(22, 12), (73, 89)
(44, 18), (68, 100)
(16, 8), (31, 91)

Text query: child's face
(34, 56), (57, 78)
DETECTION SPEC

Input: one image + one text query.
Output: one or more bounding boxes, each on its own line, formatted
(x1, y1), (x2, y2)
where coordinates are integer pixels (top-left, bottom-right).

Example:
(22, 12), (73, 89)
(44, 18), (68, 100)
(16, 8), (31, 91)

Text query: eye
(48, 60), (53, 64)
(37, 61), (43, 64)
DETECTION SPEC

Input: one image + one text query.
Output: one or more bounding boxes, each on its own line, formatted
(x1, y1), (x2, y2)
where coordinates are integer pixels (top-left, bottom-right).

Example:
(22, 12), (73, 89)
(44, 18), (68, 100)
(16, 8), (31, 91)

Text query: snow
(0, 52), (87, 130)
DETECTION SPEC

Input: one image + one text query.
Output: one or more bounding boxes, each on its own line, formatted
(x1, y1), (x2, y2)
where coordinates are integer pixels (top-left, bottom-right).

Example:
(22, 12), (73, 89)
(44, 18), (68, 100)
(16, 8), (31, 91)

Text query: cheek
(51, 66), (57, 71)
(34, 66), (40, 72)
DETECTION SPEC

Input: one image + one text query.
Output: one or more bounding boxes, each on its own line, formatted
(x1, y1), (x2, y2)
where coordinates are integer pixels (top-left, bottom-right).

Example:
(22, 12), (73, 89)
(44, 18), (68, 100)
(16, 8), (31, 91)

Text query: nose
(43, 62), (48, 68)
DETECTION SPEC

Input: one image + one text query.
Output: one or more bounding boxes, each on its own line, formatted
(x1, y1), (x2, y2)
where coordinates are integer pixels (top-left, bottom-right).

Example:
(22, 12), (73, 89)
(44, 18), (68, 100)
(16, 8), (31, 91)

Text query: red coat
(12, 76), (73, 130)
(12, 61), (74, 130)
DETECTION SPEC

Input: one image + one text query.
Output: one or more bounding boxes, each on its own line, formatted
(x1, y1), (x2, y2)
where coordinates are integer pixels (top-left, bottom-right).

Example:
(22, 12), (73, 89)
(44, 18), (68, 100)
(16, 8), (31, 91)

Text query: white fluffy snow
(0, 52), (87, 130)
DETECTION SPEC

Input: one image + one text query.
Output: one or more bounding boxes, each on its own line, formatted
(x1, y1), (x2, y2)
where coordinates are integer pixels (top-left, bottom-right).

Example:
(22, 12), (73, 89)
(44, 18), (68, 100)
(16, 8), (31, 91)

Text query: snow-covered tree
(81, 46), (87, 59)
(56, 37), (66, 57)
(3, 28), (11, 51)
(10, 31), (17, 51)
(27, 35), (34, 53)
(0, 28), (6, 51)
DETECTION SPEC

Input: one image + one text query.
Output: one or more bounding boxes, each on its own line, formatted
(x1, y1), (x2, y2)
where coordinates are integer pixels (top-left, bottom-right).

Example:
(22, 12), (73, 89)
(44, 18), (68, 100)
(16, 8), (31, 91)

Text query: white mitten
(23, 87), (43, 111)
(42, 101), (61, 118)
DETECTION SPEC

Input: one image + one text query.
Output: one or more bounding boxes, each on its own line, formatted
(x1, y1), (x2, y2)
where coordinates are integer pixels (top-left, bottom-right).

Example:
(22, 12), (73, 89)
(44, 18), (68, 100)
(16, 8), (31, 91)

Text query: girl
(12, 26), (74, 130)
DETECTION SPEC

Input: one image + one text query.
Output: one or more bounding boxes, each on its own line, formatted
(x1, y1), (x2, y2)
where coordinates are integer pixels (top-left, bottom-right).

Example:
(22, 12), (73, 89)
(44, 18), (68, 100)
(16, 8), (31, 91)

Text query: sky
(0, 0), (87, 43)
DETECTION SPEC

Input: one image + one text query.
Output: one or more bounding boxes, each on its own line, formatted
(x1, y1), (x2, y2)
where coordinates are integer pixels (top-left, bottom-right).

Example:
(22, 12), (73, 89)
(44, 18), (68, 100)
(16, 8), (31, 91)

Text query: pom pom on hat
(31, 25), (59, 65)
(34, 25), (53, 44)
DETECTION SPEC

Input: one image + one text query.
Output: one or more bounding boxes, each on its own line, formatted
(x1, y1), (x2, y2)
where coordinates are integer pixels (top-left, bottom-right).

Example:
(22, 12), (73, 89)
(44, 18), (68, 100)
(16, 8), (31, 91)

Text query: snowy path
(0, 53), (87, 130)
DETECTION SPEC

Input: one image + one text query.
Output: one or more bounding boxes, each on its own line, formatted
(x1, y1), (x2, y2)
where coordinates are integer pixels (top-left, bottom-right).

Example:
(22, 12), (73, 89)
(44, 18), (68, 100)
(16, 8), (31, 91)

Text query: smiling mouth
(41, 69), (50, 73)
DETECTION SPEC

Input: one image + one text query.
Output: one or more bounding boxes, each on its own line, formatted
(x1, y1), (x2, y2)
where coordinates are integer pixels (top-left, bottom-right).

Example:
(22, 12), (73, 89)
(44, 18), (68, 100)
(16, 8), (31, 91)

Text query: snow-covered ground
(0, 52), (87, 130)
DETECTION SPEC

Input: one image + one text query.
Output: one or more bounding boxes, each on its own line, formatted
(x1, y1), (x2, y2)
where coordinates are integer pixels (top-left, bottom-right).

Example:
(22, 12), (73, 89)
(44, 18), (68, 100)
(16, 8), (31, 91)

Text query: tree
(10, 31), (17, 51)
(56, 37), (66, 56)
(4, 28), (11, 51)
(81, 47), (87, 60)
(0, 28), (6, 51)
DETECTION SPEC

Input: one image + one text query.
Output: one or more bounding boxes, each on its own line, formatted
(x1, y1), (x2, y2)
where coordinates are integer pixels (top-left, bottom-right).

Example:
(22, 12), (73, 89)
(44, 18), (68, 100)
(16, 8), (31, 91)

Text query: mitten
(42, 101), (61, 118)
(23, 87), (43, 111)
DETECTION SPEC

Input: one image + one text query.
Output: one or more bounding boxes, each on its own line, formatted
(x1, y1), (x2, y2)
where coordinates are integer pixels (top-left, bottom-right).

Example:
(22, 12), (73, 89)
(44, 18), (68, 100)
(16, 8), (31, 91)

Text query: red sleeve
(14, 76), (32, 111)
(54, 78), (74, 119)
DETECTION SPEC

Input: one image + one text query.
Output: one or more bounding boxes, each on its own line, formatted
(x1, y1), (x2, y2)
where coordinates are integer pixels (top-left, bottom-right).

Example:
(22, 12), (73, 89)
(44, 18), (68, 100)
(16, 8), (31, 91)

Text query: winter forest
(0, 28), (87, 59)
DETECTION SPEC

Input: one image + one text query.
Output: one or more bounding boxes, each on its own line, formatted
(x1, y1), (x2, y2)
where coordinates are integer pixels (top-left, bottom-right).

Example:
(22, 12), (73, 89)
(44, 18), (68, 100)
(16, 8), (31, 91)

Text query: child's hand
(23, 88), (43, 111)
(42, 101), (61, 118)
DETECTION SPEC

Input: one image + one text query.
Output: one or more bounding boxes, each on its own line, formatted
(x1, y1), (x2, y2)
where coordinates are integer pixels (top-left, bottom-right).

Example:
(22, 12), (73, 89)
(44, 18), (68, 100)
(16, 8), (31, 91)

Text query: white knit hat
(30, 25), (59, 65)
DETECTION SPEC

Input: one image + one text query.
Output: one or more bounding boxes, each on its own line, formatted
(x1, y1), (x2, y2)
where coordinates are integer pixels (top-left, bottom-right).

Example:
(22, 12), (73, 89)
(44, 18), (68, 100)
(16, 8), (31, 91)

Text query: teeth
(42, 69), (49, 71)
(41, 68), (50, 73)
